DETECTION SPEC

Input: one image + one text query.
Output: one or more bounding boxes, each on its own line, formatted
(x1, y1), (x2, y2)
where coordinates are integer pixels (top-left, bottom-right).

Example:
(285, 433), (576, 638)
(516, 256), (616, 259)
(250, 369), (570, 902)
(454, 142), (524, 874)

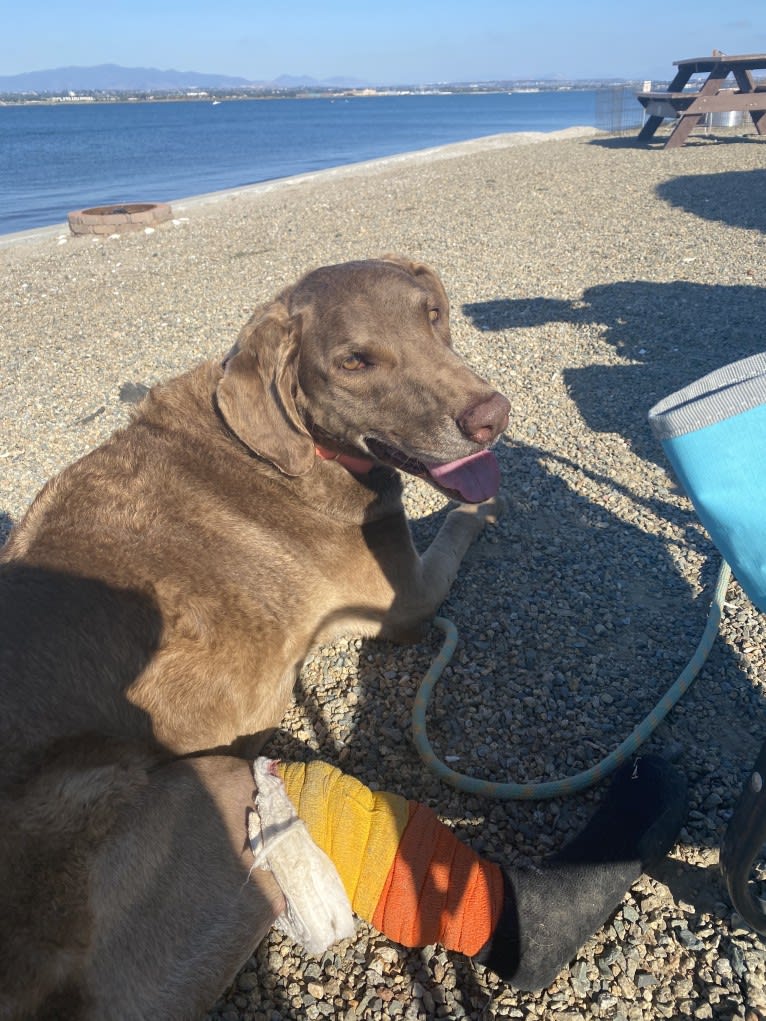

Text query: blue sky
(3, 0), (765, 83)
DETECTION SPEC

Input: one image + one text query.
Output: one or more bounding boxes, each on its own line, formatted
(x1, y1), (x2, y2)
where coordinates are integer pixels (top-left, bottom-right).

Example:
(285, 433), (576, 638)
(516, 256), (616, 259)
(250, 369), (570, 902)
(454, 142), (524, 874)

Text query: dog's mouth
(365, 438), (499, 503)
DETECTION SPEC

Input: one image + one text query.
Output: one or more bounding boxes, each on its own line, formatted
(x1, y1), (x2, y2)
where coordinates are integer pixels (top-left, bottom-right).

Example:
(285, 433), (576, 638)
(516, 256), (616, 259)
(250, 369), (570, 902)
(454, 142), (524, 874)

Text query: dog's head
(216, 257), (509, 502)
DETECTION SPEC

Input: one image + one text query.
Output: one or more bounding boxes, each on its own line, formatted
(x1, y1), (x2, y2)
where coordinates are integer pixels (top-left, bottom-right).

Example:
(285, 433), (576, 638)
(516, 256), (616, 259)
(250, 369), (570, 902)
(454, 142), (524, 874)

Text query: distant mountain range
(0, 64), (369, 93)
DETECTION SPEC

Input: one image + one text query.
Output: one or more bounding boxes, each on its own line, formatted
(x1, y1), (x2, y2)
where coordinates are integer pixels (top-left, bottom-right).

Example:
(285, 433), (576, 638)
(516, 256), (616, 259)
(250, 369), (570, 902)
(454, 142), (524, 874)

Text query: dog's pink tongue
(427, 450), (499, 503)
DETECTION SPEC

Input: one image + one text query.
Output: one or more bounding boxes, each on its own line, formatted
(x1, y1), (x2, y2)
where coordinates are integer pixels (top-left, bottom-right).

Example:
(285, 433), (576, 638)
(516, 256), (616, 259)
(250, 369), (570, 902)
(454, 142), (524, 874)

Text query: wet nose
(458, 392), (510, 444)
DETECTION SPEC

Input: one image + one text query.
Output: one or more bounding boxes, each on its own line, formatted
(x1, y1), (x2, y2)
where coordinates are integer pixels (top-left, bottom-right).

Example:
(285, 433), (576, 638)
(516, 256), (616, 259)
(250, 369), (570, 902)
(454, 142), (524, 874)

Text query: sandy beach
(2, 123), (766, 1020)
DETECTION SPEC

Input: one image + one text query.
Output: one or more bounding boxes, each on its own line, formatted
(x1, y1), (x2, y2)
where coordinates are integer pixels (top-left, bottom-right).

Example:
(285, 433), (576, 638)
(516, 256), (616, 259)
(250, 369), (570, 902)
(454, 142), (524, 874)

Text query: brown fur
(0, 257), (509, 1020)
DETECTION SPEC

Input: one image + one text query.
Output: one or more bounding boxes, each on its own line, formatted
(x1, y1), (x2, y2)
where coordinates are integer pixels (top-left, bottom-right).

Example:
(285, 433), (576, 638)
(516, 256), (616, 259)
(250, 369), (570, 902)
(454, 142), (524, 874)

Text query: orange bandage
(276, 760), (504, 958)
(372, 801), (504, 956)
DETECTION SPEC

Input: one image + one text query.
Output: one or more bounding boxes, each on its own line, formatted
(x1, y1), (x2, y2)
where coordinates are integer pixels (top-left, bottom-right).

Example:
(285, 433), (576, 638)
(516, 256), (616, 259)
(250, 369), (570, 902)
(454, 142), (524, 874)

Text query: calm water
(0, 91), (598, 235)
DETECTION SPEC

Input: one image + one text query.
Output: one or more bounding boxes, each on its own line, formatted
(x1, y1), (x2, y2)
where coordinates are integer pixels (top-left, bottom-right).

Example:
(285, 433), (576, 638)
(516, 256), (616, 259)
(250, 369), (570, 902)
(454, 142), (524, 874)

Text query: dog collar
(314, 444), (375, 476)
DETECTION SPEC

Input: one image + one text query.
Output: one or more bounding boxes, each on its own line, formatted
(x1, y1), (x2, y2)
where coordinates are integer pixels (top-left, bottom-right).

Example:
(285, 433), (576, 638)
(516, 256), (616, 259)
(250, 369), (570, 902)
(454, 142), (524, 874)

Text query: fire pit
(67, 202), (172, 236)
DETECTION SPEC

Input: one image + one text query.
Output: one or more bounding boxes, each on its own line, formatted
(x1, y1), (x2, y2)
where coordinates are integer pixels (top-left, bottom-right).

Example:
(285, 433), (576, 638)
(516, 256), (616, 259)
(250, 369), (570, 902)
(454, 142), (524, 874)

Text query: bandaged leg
(248, 759), (355, 954)
(254, 754), (686, 990)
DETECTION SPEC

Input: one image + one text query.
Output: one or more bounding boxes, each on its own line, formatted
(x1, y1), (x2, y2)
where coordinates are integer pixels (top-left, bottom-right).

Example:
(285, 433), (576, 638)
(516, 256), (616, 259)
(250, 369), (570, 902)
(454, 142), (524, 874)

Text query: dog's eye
(341, 353), (368, 371)
(428, 308), (440, 324)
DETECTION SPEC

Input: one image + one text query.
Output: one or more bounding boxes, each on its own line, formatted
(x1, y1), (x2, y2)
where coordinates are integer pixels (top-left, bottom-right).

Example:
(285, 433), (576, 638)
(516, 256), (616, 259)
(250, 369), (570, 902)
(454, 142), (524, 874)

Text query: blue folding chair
(649, 353), (766, 934)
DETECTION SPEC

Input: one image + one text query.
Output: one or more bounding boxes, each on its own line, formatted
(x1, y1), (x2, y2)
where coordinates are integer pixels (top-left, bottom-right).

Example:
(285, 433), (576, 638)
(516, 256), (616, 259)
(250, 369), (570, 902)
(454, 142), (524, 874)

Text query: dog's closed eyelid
(428, 307), (440, 323)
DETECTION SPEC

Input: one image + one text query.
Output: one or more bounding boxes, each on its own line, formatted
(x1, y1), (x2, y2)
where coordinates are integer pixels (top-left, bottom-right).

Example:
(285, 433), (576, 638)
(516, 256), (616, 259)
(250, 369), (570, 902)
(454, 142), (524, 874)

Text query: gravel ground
(2, 122), (766, 1021)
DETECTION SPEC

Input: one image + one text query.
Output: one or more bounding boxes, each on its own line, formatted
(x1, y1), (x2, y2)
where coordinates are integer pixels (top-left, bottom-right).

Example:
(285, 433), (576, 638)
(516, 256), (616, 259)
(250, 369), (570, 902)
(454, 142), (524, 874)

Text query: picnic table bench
(637, 52), (766, 149)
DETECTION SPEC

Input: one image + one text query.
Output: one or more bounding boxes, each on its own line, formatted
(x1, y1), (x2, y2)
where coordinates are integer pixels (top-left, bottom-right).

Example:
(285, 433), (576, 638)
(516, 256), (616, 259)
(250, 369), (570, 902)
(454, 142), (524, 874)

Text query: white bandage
(249, 757), (356, 955)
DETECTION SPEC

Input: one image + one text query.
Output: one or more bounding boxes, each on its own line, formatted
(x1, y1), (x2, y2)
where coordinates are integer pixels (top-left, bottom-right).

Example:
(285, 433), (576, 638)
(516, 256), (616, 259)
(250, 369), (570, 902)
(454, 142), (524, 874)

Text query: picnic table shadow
(590, 133), (764, 151)
(656, 168), (766, 234)
(464, 278), (766, 468)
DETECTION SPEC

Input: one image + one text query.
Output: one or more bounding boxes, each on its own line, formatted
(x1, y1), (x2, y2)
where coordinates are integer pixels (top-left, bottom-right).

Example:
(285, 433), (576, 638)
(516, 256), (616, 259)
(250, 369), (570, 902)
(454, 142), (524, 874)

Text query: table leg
(664, 114), (704, 149)
(637, 114), (665, 141)
(663, 65), (731, 148)
(637, 67), (693, 143)
(732, 68), (766, 135)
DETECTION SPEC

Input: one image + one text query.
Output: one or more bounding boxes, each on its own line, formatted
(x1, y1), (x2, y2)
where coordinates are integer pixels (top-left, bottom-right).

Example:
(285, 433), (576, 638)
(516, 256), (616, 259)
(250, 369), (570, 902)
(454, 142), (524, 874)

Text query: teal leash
(412, 559), (732, 799)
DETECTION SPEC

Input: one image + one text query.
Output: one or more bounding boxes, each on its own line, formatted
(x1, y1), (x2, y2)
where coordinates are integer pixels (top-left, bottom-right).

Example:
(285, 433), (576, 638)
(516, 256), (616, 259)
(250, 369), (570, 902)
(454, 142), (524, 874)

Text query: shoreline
(0, 125), (597, 248)
(0, 82), (629, 108)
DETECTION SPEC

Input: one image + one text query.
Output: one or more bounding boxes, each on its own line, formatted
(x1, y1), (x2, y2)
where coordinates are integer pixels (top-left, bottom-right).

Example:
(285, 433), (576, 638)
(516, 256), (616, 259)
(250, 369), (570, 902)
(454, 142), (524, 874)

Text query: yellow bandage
(277, 760), (409, 920)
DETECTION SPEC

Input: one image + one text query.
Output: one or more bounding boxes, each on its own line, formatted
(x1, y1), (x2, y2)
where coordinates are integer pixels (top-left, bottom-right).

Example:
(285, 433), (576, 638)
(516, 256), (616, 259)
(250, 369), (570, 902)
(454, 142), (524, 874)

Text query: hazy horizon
(2, 1), (765, 85)
(0, 61), (656, 93)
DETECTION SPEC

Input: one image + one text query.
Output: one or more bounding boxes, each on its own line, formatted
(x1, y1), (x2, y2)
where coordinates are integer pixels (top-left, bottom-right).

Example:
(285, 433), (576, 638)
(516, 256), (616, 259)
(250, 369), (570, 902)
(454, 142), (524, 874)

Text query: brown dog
(0, 257), (509, 1020)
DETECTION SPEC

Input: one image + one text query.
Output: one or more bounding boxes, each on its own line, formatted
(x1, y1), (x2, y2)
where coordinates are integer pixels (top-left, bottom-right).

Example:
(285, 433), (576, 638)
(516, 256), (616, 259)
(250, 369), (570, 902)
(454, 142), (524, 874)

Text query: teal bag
(648, 353), (766, 613)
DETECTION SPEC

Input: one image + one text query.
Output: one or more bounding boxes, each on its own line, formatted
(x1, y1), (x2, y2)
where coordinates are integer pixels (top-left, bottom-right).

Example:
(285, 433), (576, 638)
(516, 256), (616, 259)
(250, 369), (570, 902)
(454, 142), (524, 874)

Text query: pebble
(3, 125), (766, 1021)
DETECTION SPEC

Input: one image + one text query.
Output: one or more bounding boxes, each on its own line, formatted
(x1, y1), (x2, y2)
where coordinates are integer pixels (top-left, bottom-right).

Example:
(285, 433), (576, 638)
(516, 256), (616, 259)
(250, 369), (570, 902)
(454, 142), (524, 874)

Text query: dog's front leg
(371, 494), (504, 642)
(418, 494), (504, 613)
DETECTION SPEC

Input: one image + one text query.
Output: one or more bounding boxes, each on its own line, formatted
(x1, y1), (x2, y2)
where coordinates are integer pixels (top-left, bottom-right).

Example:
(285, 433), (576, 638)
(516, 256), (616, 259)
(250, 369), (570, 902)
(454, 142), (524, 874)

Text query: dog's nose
(458, 392), (510, 444)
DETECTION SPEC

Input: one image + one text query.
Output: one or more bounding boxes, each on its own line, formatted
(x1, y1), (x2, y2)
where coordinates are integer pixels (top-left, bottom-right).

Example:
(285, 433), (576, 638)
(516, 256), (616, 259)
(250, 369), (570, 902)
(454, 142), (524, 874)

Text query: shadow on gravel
(454, 284), (766, 928)
(465, 280), (766, 467)
(588, 133), (763, 150)
(656, 168), (766, 233)
(227, 428), (763, 1013)
(272, 435), (765, 914)
(0, 511), (12, 547)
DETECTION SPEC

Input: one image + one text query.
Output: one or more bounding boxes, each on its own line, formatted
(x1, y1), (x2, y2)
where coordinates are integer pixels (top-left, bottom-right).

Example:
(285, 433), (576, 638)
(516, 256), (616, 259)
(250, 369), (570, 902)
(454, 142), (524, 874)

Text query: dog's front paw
(448, 491), (506, 530)
(476, 490), (507, 526)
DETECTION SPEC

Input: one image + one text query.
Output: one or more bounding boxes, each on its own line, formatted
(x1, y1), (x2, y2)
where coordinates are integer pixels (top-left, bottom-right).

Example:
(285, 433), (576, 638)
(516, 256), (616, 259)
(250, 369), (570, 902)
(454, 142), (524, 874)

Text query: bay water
(0, 90), (600, 235)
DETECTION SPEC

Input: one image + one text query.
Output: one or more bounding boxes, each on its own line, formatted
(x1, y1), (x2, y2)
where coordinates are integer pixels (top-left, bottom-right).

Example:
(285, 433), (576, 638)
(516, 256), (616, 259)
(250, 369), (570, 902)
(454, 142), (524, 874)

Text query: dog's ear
(379, 254), (451, 330)
(216, 303), (315, 476)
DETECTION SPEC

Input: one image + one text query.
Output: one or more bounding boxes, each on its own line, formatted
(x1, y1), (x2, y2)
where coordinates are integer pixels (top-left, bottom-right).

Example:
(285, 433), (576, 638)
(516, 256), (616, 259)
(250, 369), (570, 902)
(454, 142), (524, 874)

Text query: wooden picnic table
(637, 52), (766, 148)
